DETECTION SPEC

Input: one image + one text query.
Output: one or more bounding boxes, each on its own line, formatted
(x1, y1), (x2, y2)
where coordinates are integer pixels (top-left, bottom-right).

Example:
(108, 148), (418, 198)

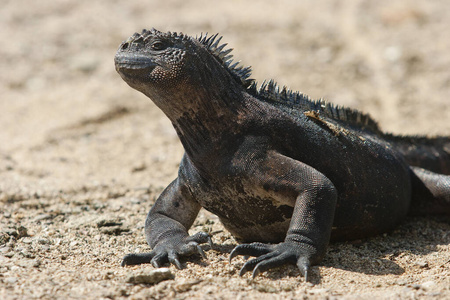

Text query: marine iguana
(114, 28), (450, 280)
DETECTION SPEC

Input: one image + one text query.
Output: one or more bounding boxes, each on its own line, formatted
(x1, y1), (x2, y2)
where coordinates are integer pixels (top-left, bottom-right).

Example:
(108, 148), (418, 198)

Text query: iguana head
(115, 29), (379, 134)
(115, 29), (190, 92)
(115, 28), (253, 118)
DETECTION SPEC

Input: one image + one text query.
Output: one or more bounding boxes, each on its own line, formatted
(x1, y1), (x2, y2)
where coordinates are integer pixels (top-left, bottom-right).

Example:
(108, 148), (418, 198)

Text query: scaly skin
(114, 28), (450, 280)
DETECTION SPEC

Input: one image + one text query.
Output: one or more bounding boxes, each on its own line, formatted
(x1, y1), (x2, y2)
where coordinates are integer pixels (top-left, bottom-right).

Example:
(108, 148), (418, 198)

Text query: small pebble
(0, 246), (11, 254)
(309, 288), (330, 294)
(173, 279), (202, 292)
(5, 277), (18, 284)
(415, 261), (428, 268)
(126, 268), (174, 285)
(97, 218), (123, 228)
(34, 214), (52, 222)
(22, 237), (33, 244)
(421, 280), (436, 291)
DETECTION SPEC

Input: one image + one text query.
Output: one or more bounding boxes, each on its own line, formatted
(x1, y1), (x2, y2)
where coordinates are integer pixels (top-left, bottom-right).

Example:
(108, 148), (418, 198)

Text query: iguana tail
(385, 134), (450, 175)
(409, 166), (450, 215)
(388, 135), (450, 216)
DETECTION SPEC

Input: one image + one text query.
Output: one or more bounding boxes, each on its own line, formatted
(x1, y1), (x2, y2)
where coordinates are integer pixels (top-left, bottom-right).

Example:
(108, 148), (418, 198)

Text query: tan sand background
(1, 0), (449, 298)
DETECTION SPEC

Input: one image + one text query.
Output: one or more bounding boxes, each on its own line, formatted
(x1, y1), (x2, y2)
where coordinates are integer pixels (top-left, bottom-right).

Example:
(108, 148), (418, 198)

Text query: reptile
(114, 28), (450, 280)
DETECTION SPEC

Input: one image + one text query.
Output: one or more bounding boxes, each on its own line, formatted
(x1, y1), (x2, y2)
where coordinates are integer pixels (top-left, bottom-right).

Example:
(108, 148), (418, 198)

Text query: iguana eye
(151, 41), (166, 51)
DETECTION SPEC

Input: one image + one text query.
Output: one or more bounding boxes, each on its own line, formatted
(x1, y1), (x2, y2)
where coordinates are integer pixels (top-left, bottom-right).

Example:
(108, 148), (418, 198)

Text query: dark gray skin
(114, 29), (450, 280)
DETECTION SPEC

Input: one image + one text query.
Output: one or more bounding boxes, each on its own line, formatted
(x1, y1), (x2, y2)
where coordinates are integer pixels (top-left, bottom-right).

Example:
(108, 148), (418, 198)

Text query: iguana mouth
(114, 53), (157, 72)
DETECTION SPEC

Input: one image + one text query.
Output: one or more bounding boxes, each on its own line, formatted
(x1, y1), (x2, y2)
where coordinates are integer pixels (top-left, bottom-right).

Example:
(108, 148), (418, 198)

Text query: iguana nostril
(120, 42), (129, 51)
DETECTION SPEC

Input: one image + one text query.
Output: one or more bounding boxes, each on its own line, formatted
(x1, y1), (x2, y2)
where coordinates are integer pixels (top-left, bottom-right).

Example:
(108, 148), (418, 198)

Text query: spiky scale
(216, 43), (228, 53)
(196, 31), (382, 135)
(211, 36), (223, 50)
(230, 61), (240, 70)
(220, 49), (233, 62)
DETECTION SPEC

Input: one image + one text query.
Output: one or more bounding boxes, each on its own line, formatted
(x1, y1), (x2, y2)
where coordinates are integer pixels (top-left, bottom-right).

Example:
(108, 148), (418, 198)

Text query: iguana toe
(196, 244), (207, 259)
(297, 257), (311, 281)
(121, 252), (153, 266)
(230, 241), (314, 280)
(229, 242), (273, 263)
(168, 251), (182, 269)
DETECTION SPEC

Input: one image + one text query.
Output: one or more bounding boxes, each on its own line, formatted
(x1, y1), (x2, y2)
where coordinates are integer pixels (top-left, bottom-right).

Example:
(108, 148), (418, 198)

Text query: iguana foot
(122, 232), (212, 268)
(229, 242), (311, 280)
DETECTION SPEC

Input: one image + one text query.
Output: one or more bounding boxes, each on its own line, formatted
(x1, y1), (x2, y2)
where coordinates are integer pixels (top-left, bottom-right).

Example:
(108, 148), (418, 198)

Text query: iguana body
(114, 29), (450, 279)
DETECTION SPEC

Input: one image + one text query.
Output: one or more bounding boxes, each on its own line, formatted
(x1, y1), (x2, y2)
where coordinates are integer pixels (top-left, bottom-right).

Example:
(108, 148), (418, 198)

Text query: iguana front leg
(122, 176), (212, 268)
(230, 152), (337, 280)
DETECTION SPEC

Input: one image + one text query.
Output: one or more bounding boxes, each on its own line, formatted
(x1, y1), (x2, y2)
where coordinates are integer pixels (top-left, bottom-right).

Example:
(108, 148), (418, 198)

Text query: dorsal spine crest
(197, 33), (380, 133)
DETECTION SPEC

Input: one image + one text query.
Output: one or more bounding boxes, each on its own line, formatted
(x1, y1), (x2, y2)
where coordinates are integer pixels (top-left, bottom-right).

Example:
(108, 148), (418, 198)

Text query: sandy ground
(1, 0), (450, 299)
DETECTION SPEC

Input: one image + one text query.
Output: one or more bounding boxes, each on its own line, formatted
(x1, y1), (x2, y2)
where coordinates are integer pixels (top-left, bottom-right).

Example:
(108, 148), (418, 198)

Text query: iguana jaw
(114, 52), (157, 80)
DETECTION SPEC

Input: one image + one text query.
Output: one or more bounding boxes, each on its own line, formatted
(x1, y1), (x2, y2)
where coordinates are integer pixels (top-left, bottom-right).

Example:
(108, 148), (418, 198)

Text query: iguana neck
(171, 87), (248, 167)
(144, 61), (250, 169)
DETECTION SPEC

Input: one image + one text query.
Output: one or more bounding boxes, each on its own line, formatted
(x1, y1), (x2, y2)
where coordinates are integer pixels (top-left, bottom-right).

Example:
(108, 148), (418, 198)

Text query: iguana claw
(121, 231), (212, 268)
(229, 242), (313, 281)
(197, 244), (207, 259)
